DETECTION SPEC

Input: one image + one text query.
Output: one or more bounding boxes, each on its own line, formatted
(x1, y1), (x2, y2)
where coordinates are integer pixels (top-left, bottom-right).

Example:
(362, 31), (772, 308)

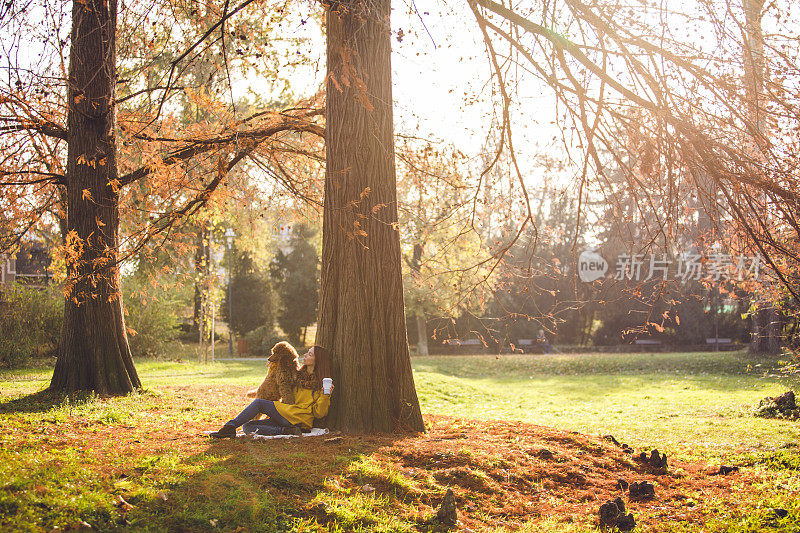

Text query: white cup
(322, 377), (333, 395)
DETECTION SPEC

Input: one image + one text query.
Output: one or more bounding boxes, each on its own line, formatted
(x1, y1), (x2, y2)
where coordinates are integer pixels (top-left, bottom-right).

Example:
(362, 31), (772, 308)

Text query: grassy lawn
(413, 352), (800, 459)
(1, 349), (799, 532)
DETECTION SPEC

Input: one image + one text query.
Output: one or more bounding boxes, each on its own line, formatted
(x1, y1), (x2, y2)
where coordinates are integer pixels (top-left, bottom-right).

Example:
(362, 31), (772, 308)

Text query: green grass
(1, 349), (799, 532)
(413, 351), (800, 459)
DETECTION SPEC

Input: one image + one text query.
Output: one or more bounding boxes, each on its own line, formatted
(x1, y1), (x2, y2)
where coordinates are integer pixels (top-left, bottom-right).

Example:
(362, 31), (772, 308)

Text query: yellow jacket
(274, 385), (330, 429)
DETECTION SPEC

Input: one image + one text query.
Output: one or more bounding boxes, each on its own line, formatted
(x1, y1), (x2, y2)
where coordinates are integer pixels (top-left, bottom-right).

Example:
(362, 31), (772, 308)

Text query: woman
(210, 344), (333, 438)
(536, 329), (561, 354)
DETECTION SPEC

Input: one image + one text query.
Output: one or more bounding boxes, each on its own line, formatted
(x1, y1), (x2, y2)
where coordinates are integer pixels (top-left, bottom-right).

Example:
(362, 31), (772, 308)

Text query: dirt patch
(308, 415), (755, 530)
(433, 466), (499, 493)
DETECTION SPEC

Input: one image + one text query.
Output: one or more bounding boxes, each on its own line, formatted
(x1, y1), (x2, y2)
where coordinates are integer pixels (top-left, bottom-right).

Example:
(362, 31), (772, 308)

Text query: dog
(246, 341), (298, 405)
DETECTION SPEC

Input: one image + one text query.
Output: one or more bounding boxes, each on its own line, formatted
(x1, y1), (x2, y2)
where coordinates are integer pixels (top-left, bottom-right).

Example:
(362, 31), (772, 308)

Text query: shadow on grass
(120, 433), (407, 532)
(0, 388), (84, 414)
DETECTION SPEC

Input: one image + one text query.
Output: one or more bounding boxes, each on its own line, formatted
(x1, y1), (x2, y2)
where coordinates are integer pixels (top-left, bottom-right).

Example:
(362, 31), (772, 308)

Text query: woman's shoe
(210, 425), (236, 439)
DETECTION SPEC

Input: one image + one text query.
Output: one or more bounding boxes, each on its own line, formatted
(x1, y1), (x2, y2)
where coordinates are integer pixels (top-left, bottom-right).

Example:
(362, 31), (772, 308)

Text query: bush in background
(0, 284), (62, 367)
(245, 325), (282, 357)
(221, 250), (274, 338)
(122, 275), (181, 357)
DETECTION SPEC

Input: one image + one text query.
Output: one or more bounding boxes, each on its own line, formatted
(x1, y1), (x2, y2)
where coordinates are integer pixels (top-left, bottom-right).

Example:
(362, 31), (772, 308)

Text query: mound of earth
(755, 391), (799, 420)
(304, 415), (749, 530)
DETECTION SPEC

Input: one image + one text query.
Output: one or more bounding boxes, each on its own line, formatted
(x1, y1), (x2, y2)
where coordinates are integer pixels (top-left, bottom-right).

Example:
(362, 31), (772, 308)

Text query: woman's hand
(324, 384), (334, 396)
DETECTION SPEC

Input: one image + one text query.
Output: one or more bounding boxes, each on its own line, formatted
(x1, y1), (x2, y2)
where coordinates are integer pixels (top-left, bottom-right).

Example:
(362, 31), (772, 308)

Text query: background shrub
(245, 325), (282, 357)
(122, 275), (181, 357)
(0, 284), (62, 367)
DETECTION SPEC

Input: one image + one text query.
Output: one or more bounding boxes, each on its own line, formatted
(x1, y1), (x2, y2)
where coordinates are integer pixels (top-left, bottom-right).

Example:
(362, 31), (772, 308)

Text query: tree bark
(50, 0), (141, 395)
(766, 307), (781, 355)
(317, 0), (424, 433)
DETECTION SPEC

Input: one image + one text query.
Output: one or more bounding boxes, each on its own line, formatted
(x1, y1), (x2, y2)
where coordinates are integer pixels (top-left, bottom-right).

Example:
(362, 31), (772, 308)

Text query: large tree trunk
(50, 0), (141, 395)
(317, 0), (424, 433)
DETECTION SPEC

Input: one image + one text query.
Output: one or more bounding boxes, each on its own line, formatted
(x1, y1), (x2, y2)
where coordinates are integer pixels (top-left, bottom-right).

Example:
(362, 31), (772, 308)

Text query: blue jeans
(243, 419), (291, 436)
(225, 399), (293, 433)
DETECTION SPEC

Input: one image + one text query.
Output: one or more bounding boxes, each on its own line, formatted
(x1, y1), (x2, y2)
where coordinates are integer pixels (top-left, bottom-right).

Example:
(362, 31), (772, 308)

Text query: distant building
(1, 242), (51, 287)
(1, 253), (15, 285)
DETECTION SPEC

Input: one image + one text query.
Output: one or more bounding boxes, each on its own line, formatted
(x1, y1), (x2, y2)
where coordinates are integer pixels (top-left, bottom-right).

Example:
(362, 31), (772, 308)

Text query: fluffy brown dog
(246, 341), (298, 404)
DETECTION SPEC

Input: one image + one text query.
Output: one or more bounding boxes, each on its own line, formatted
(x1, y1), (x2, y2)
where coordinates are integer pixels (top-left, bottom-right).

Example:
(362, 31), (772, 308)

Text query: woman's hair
(296, 345), (332, 391)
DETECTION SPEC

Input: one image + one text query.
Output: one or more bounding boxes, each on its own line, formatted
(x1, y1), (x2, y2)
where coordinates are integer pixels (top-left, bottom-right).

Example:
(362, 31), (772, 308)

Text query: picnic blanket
(250, 428), (329, 440)
(205, 428), (330, 440)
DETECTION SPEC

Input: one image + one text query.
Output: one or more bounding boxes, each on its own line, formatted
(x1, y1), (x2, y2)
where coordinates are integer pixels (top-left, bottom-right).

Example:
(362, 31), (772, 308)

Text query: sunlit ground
(2, 349), (799, 532)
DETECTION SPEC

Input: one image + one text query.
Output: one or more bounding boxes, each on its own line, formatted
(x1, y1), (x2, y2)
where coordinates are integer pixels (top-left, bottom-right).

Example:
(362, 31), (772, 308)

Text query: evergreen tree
(271, 224), (319, 346)
(222, 250), (273, 338)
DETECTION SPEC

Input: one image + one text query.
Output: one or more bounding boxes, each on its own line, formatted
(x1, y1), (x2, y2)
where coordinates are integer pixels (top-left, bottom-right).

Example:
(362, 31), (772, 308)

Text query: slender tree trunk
(767, 307), (781, 355)
(750, 301), (763, 353)
(742, 0), (780, 355)
(197, 224), (211, 362)
(416, 313), (429, 356)
(743, 0), (766, 131)
(194, 224), (204, 333)
(317, 0), (424, 433)
(50, 0), (141, 394)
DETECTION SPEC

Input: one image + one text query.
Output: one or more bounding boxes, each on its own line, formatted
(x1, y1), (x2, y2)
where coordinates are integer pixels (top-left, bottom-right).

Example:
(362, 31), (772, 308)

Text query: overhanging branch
(118, 112), (324, 188)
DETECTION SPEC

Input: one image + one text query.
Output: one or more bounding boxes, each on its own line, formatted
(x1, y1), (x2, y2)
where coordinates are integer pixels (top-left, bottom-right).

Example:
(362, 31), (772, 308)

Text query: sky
(391, 0), (496, 149)
(259, 0), (566, 178)
(392, 0), (566, 168)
